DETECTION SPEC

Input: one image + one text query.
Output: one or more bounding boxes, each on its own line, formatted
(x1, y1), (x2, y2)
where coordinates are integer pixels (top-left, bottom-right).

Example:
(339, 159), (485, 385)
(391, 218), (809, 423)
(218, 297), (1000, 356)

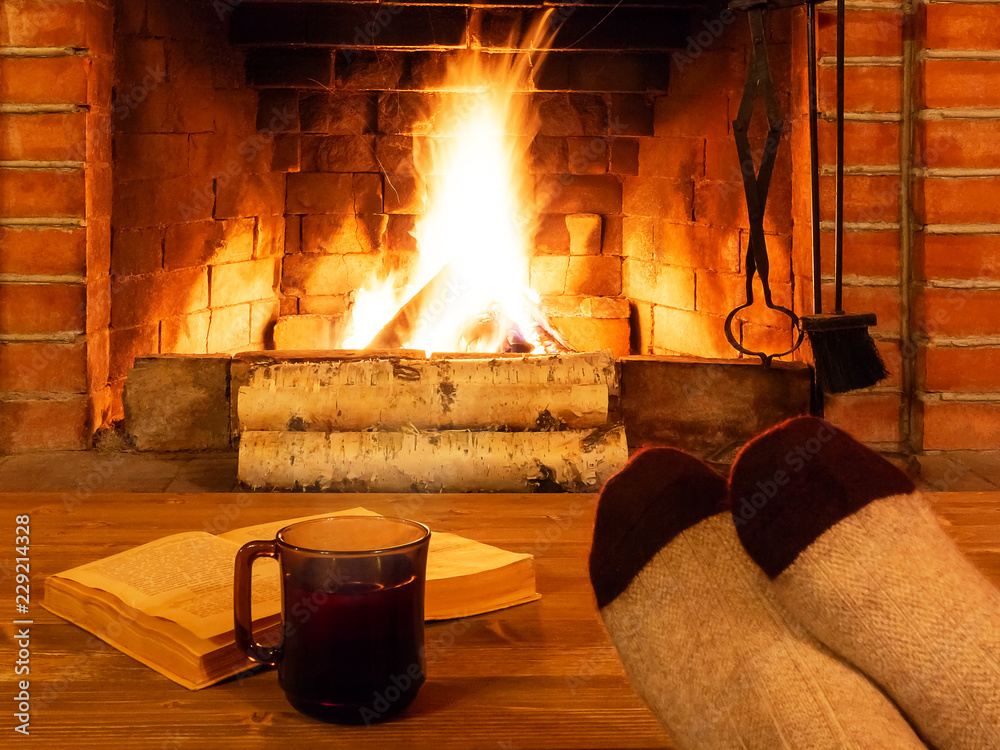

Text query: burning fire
(341, 14), (565, 354)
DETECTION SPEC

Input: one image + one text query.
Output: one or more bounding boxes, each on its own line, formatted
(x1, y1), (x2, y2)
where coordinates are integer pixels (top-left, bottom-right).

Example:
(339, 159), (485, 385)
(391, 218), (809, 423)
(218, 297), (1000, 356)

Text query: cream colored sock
(730, 416), (1000, 750)
(590, 447), (925, 749)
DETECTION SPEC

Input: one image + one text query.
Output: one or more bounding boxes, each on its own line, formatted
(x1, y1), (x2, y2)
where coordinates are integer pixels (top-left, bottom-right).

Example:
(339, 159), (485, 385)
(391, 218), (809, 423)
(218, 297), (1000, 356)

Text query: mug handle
(234, 539), (282, 666)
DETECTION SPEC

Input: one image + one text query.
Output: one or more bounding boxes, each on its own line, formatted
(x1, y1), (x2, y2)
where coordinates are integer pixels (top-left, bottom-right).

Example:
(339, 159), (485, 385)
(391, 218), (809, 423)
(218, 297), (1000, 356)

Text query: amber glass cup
(234, 516), (431, 724)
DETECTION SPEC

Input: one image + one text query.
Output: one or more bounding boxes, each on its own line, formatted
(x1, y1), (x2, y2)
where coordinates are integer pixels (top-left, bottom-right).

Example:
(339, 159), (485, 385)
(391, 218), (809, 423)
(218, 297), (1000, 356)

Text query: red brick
(161, 311), (210, 355)
(817, 119), (900, 167)
(109, 323), (159, 385)
(299, 92), (376, 134)
(210, 258), (278, 308)
(567, 137), (609, 175)
(0, 282), (85, 334)
(536, 174), (622, 214)
(0, 0), (88, 46)
(696, 270), (749, 317)
(114, 176), (213, 228)
(0, 56), (88, 105)
(215, 173), (285, 220)
(819, 65), (902, 113)
(813, 283), (901, 334)
(610, 138), (639, 175)
(816, 8), (903, 58)
(251, 299), (280, 347)
(87, 272), (110, 334)
(382, 174), (426, 215)
(923, 4), (1000, 52)
(654, 92), (731, 140)
(924, 346), (1000, 392)
(112, 227), (163, 276)
(919, 233), (1000, 281)
(207, 303), (251, 352)
(652, 306), (733, 358)
(117, 86), (213, 135)
(920, 177), (1000, 225)
(0, 168), (85, 218)
(547, 317), (629, 357)
(0, 112), (87, 161)
(281, 253), (381, 297)
(256, 214), (286, 259)
(623, 259), (696, 311)
(824, 393), (902, 444)
(608, 94), (654, 137)
(667, 49), (745, 101)
(0, 397), (89, 454)
(164, 219), (254, 270)
(565, 256), (621, 296)
(623, 176), (691, 221)
(0, 226), (85, 276)
(638, 137), (705, 180)
(301, 214), (386, 254)
(922, 59), (1000, 109)
(286, 173), (354, 214)
(530, 256), (568, 295)
(820, 230), (901, 278)
(536, 93), (609, 137)
(919, 119), (1000, 170)
(819, 174), (899, 225)
(0, 341), (87, 393)
(113, 134), (188, 181)
(110, 269), (209, 329)
(923, 400), (1000, 450)
(301, 135), (378, 172)
(918, 287), (1000, 338)
(656, 222), (741, 273)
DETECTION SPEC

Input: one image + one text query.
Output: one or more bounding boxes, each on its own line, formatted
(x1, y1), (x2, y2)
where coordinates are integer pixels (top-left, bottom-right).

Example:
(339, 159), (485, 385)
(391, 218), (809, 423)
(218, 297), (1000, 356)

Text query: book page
(51, 532), (281, 640)
(219, 507), (380, 548)
(427, 532), (531, 579)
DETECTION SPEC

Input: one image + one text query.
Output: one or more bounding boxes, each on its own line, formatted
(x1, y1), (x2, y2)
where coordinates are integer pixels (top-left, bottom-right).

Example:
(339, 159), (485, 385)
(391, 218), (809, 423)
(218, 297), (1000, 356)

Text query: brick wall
(108, 0), (282, 417)
(0, 0), (112, 453)
(787, 0), (1000, 452)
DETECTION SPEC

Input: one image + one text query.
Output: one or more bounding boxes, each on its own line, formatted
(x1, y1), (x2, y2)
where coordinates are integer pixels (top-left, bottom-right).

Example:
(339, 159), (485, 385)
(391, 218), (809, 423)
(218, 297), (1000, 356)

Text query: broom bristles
(801, 314), (889, 394)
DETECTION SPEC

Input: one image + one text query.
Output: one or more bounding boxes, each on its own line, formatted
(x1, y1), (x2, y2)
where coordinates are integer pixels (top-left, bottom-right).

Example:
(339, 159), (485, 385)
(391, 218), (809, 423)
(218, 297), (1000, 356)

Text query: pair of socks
(590, 415), (1000, 749)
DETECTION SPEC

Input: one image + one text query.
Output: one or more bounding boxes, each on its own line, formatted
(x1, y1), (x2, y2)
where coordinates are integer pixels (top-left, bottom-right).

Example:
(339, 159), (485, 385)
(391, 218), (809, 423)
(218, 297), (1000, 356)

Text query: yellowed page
(426, 532), (531, 580)
(51, 532), (280, 640)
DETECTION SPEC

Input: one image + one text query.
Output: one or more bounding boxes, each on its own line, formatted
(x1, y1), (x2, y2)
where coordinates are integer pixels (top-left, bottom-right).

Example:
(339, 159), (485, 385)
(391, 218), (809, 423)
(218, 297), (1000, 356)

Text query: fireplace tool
(724, 0), (805, 366)
(798, 0), (889, 393)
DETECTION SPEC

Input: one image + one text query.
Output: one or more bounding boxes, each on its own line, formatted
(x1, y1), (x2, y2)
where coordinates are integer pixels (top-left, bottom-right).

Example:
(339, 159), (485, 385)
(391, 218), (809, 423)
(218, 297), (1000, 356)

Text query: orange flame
(341, 13), (558, 353)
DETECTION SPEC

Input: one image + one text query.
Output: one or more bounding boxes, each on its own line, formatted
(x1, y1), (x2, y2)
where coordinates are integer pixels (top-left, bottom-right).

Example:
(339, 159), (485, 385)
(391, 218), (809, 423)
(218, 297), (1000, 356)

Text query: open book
(42, 508), (539, 690)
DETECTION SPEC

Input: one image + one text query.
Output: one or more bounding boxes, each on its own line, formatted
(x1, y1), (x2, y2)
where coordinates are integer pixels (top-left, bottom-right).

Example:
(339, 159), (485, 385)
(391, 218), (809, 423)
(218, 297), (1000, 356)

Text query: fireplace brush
(799, 0), (888, 393)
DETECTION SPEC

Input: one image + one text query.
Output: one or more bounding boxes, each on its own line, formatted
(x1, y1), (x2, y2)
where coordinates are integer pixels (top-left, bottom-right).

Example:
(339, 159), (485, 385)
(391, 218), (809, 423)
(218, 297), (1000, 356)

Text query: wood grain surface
(1, 490), (997, 749)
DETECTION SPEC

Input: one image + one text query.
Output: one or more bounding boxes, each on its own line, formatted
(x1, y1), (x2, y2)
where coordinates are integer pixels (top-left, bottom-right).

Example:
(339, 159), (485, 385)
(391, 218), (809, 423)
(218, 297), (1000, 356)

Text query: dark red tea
(278, 577), (425, 724)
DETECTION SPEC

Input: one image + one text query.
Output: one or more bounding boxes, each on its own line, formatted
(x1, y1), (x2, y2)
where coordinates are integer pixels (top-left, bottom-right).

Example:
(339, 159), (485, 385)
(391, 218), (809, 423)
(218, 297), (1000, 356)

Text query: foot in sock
(730, 415), (1000, 750)
(589, 446), (925, 749)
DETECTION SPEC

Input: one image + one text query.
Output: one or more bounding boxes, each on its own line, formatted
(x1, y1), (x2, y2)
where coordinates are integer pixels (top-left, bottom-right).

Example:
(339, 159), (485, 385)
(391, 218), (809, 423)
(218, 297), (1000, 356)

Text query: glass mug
(234, 516), (431, 724)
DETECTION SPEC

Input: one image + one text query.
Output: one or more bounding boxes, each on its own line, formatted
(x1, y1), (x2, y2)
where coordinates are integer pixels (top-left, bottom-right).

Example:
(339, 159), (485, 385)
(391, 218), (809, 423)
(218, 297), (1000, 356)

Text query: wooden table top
(2, 490), (998, 749)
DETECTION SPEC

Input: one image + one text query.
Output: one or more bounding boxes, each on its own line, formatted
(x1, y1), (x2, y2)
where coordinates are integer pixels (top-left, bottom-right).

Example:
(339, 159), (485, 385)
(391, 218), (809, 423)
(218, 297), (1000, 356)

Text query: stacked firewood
(236, 350), (627, 492)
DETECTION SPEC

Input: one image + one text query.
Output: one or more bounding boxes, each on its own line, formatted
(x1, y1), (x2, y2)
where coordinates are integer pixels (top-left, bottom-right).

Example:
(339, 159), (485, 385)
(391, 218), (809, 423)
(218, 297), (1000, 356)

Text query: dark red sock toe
(589, 447), (727, 609)
(729, 416), (915, 579)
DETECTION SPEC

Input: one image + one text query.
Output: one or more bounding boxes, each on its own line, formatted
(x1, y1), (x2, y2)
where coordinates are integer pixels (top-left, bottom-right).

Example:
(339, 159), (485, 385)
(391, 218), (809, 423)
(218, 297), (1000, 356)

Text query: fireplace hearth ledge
(118, 352), (812, 485)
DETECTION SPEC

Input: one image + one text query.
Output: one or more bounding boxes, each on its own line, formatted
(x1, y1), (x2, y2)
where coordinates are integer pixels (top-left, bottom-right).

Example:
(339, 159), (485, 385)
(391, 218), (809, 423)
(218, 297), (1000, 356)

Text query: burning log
(237, 425), (628, 493)
(239, 383), (608, 432)
(366, 263), (460, 349)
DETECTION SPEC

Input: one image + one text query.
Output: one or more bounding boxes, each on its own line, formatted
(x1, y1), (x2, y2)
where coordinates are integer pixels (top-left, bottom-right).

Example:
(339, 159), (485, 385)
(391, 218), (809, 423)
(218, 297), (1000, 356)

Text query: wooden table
(1, 491), (673, 749)
(3, 491), (998, 749)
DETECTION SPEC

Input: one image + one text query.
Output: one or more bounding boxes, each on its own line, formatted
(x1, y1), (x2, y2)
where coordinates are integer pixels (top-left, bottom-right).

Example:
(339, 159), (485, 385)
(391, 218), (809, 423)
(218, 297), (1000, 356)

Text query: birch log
(243, 350), (618, 395)
(238, 426), (628, 492)
(239, 383), (608, 431)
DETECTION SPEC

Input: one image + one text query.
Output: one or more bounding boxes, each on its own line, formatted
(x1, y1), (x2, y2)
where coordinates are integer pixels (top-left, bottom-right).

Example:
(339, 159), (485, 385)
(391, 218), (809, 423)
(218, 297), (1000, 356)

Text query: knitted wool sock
(730, 415), (1000, 750)
(590, 447), (925, 750)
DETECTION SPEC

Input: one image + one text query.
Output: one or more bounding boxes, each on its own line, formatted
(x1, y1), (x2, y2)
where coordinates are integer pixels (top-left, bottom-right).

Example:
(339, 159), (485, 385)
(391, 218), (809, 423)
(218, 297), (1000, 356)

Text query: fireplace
(3, 0), (999, 460)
